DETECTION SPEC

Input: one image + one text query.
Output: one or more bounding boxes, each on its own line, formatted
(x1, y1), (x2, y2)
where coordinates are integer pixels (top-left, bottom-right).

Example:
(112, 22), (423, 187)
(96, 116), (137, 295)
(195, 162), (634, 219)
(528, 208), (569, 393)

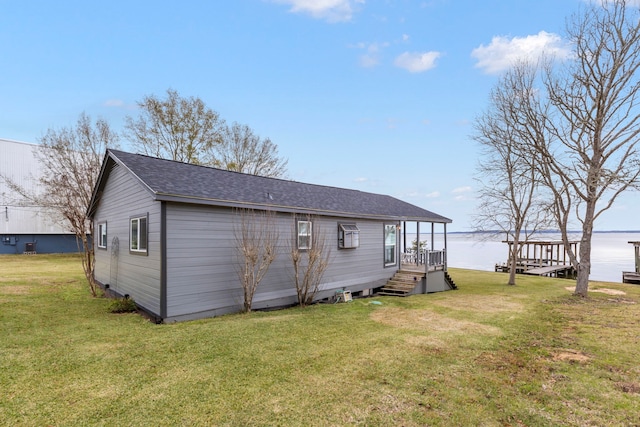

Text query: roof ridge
(109, 149), (379, 196)
(103, 149), (452, 223)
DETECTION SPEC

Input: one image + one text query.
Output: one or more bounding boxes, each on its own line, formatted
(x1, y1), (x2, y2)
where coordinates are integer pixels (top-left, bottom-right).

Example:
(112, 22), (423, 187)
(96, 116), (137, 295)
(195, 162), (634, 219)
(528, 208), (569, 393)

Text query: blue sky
(2, 0), (638, 231)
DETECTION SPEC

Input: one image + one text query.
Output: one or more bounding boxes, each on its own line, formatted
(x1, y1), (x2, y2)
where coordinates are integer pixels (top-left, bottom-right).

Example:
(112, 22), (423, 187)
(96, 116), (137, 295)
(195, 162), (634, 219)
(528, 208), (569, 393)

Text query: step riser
(380, 270), (423, 296)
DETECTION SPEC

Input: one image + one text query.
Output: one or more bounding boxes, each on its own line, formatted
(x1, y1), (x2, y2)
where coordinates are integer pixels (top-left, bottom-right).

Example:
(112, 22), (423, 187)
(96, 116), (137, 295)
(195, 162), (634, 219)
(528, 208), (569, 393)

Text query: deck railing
(426, 249), (446, 270)
(401, 249), (447, 271)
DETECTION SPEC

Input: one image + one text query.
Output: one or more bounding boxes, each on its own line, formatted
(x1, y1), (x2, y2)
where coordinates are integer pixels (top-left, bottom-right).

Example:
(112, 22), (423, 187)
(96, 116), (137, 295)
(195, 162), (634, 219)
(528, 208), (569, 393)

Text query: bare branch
(234, 208), (279, 312)
(289, 215), (331, 306)
(124, 88), (224, 165)
(212, 122), (288, 178)
(537, 0), (640, 296)
(3, 113), (119, 296)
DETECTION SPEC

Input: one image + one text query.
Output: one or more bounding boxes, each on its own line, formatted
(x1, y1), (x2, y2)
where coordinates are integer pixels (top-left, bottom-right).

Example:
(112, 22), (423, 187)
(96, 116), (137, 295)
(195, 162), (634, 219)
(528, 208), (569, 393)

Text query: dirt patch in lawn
(0, 285), (30, 295)
(553, 349), (590, 363)
(370, 307), (501, 335)
(616, 382), (640, 394)
(432, 294), (524, 313)
(564, 286), (626, 296)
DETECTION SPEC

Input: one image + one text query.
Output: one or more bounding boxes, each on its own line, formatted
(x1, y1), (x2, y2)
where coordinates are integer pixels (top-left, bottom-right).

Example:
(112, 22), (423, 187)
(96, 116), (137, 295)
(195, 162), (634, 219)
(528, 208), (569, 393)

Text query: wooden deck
(498, 240), (579, 279)
(400, 262), (445, 273)
(522, 264), (576, 278)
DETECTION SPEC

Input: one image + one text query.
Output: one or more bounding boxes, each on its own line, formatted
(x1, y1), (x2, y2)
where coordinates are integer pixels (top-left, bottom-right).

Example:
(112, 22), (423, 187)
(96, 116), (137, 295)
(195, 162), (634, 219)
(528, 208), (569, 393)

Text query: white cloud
(273, 0), (365, 23)
(471, 31), (570, 75)
(104, 99), (125, 107)
(451, 186), (473, 202)
(394, 51), (441, 73)
(350, 41), (389, 68)
(402, 34), (410, 42)
(400, 190), (440, 199)
(386, 118), (398, 128)
(452, 186), (472, 194)
(359, 54), (379, 67)
(354, 177), (368, 182)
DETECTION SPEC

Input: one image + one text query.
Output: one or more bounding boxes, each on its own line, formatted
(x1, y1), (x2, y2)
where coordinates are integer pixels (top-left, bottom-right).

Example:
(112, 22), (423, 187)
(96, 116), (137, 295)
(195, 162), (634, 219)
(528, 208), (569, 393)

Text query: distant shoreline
(446, 230), (640, 235)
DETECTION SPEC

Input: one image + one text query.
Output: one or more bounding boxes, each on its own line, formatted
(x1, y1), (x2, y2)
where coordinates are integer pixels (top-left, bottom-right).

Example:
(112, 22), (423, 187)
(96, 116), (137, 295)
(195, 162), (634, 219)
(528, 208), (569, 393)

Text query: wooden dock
(623, 241), (640, 284)
(622, 271), (640, 284)
(522, 264), (576, 278)
(498, 239), (579, 279)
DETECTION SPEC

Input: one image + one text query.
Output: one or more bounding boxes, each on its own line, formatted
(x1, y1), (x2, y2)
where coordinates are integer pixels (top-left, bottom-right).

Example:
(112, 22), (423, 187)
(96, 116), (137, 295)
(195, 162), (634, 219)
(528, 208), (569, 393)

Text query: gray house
(88, 150), (453, 322)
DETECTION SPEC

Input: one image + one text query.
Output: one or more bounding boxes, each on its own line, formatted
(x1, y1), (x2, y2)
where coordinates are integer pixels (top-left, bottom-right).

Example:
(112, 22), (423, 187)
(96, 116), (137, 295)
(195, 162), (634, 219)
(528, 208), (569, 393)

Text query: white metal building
(0, 138), (78, 254)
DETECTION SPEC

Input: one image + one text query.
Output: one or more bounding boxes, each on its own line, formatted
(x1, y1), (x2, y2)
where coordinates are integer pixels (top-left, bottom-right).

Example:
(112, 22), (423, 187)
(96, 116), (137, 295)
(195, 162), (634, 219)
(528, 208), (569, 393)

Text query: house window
(384, 224), (396, 266)
(130, 215), (148, 254)
(298, 220), (312, 250)
(338, 223), (360, 249)
(97, 222), (107, 249)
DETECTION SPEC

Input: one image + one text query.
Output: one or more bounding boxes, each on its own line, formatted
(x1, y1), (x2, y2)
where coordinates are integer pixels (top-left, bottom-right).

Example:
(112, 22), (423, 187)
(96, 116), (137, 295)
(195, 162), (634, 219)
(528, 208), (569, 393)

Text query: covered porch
(380, 217), (456, 296)
(397, 219), (449, 274)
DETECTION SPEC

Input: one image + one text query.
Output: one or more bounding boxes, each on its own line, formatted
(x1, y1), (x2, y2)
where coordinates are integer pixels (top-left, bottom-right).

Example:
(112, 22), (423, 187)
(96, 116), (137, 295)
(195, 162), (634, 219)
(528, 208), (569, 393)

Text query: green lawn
(1, 254), (639, 426)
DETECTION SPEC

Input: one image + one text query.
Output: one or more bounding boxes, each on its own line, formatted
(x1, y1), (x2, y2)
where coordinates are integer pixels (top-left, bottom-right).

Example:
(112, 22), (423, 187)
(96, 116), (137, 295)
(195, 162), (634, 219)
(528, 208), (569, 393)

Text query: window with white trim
(97, 222), (107, 249)
(130, 215), (148, 254)
(384, 224), (396, 266)
(338, 223), (360, 249)
(297, 220), (312, 250)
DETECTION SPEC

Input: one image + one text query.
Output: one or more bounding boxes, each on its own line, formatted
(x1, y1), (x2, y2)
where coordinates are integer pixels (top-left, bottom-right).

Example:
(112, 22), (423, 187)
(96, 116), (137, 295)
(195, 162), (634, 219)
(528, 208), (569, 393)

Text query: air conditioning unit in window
(338, 224), (360, 249)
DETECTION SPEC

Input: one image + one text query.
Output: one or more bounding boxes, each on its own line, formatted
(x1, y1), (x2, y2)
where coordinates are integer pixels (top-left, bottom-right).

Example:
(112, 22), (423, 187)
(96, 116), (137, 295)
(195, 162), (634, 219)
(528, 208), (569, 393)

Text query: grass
(1, 254), (639, 426)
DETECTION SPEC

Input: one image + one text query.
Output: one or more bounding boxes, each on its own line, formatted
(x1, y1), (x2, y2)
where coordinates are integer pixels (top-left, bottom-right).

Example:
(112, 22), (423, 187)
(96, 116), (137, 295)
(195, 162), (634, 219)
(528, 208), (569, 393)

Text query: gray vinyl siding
(313, 216), (395, 296)
(164, 204), (397, 320)
(165, 205), (239, 317)
(93, 164), (161, 314)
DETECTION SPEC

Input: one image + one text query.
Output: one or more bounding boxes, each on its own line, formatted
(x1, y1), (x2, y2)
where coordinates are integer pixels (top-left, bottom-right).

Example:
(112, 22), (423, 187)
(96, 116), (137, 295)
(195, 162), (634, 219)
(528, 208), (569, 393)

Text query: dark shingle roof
(91, 149), (451, 223)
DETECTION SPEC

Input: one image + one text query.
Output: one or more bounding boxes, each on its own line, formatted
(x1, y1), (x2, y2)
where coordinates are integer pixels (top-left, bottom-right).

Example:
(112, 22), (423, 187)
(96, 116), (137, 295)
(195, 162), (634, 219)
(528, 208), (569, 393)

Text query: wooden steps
(444, 271), (458, 290)
(379, 270), (422, 296)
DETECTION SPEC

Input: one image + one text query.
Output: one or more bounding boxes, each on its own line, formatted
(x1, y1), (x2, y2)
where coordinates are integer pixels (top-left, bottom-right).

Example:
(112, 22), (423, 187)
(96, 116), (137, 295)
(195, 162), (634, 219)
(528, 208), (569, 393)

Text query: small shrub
(108, 297), (137, 313)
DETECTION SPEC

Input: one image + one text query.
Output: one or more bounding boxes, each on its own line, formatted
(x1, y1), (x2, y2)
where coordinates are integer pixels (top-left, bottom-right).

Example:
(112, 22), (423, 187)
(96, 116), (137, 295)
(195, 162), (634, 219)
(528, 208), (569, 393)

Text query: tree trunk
(508, 235), (520, 286)
(574, 202), (595, 297)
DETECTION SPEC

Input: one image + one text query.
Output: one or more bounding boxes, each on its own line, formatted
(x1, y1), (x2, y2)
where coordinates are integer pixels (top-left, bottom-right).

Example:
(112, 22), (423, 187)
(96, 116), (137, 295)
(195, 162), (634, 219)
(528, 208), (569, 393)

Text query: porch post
(444, 222), (448, 270)
(416, 221), (421, 266)
(403, 221), (407, 254)
(431, 222), (434, 252)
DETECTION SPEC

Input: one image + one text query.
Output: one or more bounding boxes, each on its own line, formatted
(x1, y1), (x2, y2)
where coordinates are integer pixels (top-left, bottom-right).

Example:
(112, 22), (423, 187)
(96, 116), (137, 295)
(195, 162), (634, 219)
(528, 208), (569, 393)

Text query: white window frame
(297, 220), (312, 250)
(97, 222), (107, 249)
(130, 214), (148, 254)
(384, 224), (397, 266)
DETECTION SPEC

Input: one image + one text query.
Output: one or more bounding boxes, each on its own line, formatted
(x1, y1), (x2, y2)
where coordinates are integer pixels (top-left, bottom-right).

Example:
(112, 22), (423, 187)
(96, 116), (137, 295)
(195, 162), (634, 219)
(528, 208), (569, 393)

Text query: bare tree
(213, 122), (288, 178)
(289, 216), (332, 306)
(234, 208), (279, 312)
(2, 113), (119, 296)
(473, 61), (554, 285)
(535, 0), (640, 296)
(124, 88), (224, 164)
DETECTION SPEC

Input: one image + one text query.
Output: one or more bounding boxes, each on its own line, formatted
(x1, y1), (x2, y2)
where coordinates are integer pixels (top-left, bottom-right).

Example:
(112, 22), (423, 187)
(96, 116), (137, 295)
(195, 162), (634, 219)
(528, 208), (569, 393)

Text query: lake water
(402, 231), (640, 283)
